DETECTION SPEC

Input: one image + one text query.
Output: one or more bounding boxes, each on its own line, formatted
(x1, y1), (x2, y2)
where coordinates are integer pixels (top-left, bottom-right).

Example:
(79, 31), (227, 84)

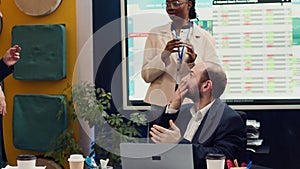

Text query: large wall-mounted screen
(122, 0), (300, 110)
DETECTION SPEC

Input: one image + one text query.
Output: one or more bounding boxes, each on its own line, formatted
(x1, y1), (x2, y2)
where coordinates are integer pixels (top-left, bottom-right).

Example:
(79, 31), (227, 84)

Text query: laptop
(120, 143), (194, 169)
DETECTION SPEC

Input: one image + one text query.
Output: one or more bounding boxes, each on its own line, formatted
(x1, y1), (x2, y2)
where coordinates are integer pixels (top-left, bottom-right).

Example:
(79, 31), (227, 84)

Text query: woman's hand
(161, 39), (183, 64)
(184, 41), (197, 63)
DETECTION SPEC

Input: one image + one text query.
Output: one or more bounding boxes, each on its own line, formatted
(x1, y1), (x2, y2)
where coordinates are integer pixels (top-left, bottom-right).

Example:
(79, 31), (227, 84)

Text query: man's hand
(3, 45), (21, 67)
(150, 120), (181, 144)
(169, 77), (189, 110)
(0, 87), (6, 115)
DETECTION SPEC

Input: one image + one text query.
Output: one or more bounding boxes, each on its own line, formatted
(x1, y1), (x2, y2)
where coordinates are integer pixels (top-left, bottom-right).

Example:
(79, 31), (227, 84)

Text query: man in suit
(150, 61), (246, 169)
(0, 45), (21, 115)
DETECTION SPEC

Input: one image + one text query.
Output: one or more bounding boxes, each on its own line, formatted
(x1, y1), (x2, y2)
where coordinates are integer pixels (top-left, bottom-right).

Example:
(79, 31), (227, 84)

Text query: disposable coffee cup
(68, 154), (85, 169)
(205, 153), (225, 169)
(17, 154), (36, 169)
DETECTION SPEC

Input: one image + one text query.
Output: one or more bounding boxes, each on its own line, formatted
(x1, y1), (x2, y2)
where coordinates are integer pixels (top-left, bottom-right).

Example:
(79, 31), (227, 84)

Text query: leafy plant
(90, 111), (147, 168)
(72, 83), (147, 168)
(45, 82), (147, 168)
(45, 130), (82, 168)
(45, 83), (83, 168)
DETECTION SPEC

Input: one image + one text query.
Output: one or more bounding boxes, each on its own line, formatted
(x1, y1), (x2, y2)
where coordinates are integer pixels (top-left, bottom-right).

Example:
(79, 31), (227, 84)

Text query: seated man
(150, 61), (246, 169)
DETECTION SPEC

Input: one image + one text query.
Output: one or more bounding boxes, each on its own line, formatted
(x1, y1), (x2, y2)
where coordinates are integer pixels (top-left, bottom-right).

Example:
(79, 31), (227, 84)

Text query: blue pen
(247, 161), (252, 169)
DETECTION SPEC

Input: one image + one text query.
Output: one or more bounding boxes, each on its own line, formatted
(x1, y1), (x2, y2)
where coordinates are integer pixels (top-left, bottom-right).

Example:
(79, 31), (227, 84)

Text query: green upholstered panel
(12, 24), (66, 80)
(13, 94), (67, 152)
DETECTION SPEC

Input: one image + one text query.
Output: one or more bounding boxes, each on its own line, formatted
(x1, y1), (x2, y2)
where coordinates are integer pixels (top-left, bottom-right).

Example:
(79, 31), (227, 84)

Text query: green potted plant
(89, 111), (147, 168)
(46, 82), (147, 168)
(44, 83), (83, 168)
(71, 82), (147, 168)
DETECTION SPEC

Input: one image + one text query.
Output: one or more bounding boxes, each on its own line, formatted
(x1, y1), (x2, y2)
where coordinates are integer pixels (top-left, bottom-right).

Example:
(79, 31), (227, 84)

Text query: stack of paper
(246, 120), (260, 129)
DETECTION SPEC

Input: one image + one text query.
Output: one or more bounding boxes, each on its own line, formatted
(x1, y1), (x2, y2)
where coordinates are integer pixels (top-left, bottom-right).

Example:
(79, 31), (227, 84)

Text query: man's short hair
(202, 62), (227, 98)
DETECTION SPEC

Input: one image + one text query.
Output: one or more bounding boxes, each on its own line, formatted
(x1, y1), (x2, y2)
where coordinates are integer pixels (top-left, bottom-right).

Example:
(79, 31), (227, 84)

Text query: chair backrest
(236, 111), (248, 164)
(236, 111), (247, 126)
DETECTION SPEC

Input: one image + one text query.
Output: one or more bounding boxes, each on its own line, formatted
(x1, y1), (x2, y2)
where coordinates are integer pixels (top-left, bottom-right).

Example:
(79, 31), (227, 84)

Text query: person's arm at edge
(0, 45), (21, 81)
(0, 59), (14, 82)
(141, 32), (168, 83)
(0, 86), (7, 115)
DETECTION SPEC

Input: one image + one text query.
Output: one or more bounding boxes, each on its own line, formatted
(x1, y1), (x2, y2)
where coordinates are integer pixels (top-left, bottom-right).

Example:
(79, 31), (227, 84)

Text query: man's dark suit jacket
(152, 98), (247, 169)
(0, 59), (13, 81)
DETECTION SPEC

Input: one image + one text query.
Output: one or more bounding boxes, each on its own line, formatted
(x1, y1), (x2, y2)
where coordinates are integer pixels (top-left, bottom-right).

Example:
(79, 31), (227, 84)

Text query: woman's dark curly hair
(189, 0), (197, 19)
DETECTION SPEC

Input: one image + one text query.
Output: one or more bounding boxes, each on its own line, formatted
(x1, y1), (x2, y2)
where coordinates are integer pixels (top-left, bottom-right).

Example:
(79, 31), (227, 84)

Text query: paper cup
(68, 154), (85, 169)
(17, 154), (37, 169)
(205, 153), (225, 169)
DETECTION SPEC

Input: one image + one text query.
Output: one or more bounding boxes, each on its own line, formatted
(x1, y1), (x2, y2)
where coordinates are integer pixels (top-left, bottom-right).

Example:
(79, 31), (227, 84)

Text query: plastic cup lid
(205, 153), (225, 160)
(17, 154), (37, 161)
(68, 154), (85, 162)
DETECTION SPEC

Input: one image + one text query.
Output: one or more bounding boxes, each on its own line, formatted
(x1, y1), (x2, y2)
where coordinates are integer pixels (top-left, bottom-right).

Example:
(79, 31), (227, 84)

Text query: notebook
(120, 143), (194, 169)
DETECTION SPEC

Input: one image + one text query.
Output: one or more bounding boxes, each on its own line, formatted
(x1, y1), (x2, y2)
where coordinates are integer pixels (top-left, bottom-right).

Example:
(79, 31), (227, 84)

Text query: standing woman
(142, 0), (220, 108)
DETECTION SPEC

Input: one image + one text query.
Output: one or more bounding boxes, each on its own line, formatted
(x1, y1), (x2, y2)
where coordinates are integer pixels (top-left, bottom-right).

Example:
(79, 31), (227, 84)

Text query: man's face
(184, 63), (205, 100)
